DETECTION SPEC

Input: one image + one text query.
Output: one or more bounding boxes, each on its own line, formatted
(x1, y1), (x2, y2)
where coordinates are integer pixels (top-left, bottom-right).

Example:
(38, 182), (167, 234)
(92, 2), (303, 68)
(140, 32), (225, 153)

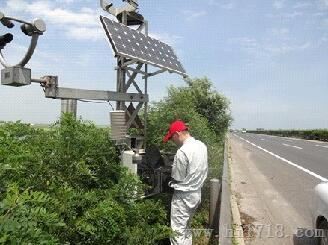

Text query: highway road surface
(229, 132), (328, 245)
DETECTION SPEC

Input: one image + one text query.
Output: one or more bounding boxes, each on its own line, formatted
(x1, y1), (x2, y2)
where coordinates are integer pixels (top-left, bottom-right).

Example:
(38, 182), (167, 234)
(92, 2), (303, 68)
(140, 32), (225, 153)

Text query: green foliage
(0, 184), (63, 244)
(185, 77), (232, 139)
(0, 116), (122, 191)
(147, 77), (231, 150)
(76, 197), (171, 244)
(0, 114), (170, 244)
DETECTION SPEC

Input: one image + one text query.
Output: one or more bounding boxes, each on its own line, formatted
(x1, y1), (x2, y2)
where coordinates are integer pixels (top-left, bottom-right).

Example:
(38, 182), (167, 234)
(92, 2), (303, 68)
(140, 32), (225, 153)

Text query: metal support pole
(209, 178), (221, 234)
(116, 11), (128, 111)
(116, 57), (126, 110)
(144, 20), (149, 147)
(61, 99), (77, 118)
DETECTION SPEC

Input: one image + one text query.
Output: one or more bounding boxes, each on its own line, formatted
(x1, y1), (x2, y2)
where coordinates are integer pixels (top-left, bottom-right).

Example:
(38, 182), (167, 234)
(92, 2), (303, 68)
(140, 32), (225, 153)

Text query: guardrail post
(209, 178), (221, 234)
(219, 137), (232, 244)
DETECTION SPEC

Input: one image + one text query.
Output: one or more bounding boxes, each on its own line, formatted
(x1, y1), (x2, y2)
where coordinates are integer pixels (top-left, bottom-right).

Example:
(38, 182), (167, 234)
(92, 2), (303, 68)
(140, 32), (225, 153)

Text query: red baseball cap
(163, 120), (188, 143)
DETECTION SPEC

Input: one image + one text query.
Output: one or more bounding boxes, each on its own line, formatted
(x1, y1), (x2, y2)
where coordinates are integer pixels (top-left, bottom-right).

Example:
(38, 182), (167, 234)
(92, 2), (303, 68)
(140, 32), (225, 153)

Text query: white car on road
(313, 182), (328, 244)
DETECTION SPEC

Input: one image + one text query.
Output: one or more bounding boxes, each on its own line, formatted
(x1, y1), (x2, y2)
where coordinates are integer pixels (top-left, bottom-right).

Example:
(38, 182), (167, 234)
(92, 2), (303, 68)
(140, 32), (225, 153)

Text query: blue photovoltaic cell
(100, 16), (187, 77)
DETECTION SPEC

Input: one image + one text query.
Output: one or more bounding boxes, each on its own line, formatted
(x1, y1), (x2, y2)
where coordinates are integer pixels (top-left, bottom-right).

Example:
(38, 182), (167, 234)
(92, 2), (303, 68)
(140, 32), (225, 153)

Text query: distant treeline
(248, 129), (328, 142)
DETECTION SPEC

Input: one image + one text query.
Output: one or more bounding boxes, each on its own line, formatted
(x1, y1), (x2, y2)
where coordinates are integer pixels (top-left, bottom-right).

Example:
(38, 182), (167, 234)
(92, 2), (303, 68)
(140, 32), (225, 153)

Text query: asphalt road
(229, 132), (328, 244)
(233, 133), (328, 181)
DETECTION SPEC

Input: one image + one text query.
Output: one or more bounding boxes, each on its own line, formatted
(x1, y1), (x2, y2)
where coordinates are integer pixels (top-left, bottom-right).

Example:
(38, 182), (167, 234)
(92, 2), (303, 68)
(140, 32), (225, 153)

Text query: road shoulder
(229, 135), (311, 245)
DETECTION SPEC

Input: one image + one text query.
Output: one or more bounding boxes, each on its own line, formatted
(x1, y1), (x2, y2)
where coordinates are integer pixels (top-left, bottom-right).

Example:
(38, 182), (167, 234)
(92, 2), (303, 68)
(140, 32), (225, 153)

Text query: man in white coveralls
(163, 120), (208, 245)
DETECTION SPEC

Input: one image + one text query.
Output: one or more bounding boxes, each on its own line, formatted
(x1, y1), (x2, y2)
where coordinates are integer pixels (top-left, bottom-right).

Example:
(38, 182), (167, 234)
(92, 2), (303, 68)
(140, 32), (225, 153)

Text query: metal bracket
(44, 86), (148, 102)
(143, 68), (166, 78)
(121, 59), (138, 68)
(125, 66), (147, 76)
(100, 0), (137, 18)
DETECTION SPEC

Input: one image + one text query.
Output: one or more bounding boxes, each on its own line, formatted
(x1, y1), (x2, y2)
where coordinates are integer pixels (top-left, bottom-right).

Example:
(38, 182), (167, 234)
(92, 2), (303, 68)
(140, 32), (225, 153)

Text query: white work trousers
(170, 190), (201, 245)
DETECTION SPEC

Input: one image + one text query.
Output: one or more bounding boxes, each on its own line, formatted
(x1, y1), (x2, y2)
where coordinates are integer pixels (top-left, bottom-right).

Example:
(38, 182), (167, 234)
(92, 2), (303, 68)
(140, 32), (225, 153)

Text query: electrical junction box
(122, 150), (138, 175)
(1, 66), (31, 87)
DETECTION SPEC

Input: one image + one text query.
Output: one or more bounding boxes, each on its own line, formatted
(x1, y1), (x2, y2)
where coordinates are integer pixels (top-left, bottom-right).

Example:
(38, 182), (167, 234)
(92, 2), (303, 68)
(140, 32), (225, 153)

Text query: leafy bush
(0, 184), (63, 244)
(0, 114), (171, 244)
(185, 78), (232, 139)
(147, 77), (231, 146)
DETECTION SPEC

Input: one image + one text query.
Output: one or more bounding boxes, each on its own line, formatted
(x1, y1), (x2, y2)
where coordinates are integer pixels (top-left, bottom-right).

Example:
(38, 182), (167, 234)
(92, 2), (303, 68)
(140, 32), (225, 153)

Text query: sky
(0, 0), (327, 129)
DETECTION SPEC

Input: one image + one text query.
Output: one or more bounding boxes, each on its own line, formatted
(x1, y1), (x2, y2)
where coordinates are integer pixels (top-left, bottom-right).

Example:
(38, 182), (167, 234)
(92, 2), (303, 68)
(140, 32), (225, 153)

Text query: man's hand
(168, 178), (179, 188)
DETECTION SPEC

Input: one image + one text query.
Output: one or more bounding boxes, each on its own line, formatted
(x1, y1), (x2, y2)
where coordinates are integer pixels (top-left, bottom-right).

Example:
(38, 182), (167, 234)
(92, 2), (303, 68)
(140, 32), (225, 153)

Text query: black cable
(77, 99), (108, 104)
(76, 99), (115, 110)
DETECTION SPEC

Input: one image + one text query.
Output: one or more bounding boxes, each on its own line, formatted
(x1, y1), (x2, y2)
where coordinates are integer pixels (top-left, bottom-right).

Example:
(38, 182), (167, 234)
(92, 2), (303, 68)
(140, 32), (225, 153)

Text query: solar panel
(100, 16), (187, 77)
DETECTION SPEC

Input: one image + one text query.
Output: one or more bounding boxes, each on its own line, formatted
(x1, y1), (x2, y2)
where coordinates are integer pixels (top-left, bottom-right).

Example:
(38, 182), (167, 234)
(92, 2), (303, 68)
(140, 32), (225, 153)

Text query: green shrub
(0, 114), (170, 244)
(0, 184), (63, 244)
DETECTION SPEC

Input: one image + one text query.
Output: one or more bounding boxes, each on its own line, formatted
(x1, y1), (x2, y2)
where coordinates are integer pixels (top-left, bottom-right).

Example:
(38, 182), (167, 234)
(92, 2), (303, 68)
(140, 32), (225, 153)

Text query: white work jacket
(170, 137), (208, 192)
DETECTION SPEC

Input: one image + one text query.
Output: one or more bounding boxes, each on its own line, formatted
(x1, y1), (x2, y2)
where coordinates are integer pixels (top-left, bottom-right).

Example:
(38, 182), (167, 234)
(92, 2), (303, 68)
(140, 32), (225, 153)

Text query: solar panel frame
(100, 16), (187, 77)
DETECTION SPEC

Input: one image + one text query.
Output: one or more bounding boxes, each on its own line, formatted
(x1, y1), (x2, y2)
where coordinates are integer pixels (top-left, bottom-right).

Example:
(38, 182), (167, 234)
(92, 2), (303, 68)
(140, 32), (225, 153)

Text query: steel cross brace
(124, 63), (143, 92)
(126, 70), (142, 93)
(125, 102), (144, 129)
(119, 60), (147, 129)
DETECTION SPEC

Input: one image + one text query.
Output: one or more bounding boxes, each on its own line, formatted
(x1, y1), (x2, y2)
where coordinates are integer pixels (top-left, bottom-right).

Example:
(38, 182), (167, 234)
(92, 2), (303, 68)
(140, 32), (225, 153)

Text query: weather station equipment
(0, 0), (188, 197)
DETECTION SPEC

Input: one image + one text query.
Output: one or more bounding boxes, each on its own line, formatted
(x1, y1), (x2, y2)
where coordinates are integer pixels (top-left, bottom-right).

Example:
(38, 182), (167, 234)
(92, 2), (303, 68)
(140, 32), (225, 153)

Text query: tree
(146, 77), (232, 149)
(185, 77), (232, 139)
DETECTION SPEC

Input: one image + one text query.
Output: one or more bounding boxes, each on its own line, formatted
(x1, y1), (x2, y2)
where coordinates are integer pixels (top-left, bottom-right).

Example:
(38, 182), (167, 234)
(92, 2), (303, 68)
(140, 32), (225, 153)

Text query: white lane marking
(282, 143), (303, 150)
(261, 139), (265, 141)
(316, 145), (328, 149)
(315, 142), (327, 145)
(234, 135), (328, 182)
